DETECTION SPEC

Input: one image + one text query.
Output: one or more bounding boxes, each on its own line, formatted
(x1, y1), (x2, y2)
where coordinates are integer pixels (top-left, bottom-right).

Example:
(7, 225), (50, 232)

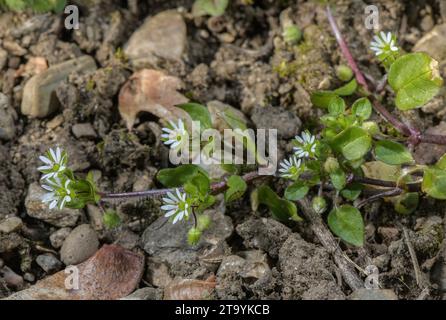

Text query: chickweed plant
(37, 5), (445, 249)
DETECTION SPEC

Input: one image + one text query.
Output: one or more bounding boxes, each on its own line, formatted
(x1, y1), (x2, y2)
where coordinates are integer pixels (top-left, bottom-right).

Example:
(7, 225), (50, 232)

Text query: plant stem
(99, 171), (262, 201)
(326, 5), (446, 146)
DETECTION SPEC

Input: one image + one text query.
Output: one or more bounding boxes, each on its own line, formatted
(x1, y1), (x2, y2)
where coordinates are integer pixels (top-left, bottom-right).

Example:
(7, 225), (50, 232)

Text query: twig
(297, 198), (364, 290)
(356, 188), (403, 209)
(402, 227), (422, 288)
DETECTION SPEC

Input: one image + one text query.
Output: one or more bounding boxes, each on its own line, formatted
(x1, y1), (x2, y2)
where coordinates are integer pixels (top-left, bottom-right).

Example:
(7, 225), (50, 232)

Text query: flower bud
(324, 157), (340, 174)
(282, 25), (302, 45)
(335, 64), (353, 82)
(312, 196), (327, 214)
(362, 121), (380, 135)
(187, 227), (202, 246)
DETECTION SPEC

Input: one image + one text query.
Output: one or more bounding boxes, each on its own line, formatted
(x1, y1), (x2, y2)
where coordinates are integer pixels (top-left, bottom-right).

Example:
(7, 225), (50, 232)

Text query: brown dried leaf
(118, 69), (190, 130)
(4, 244), (144, 300)
(163, 275), (216, 300)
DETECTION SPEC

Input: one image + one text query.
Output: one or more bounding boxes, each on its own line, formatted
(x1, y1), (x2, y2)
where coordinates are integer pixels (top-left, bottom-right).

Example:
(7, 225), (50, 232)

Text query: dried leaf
(118, 69), (190, 130)
(4, 244), (144, 300)
(163, 275), (216, 300)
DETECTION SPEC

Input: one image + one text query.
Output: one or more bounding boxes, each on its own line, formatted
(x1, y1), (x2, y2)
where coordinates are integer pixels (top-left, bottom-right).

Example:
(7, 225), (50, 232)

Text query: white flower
(41, 177), (72, 210)
(279, 155), (303, 179)
(370, 31), (398, 56)
(38, 147), (67, 180)
(161, 188), (190, 224)
(294, 131), (317, 158)
(161, 119), (189, 150)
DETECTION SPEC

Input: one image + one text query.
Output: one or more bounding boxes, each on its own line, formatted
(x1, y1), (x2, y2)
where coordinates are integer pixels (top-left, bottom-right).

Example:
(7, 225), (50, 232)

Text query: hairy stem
(99, 171), (262, 201)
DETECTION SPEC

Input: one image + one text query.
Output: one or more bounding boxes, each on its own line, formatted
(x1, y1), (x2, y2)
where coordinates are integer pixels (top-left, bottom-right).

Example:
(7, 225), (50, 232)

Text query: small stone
(0, 92), (17, 141)
(0, 233), (23, 253)
(71, 123), (97, 139)
(349, 288), (398, 300)
(46, 114), (65, 129)
(0, 48), (7, 70)
(377, 227), (400, 244)
(25, 183), (81, 227)
(21, 55), (97, 118)
(414, 122), (446, 164)
(36, 254), (62, 273)
(2, 40), (27, 56)
(49, 227), (71, 249)
(0, 216), (23, 234)
(413, 24), (446, 62)
(146, 257), (173, 288)
(120, 287), (163, 300)
(236, 217), (291, 258)
(251, 106), (302, 139)
(124, 10), (187, 67)
(60, 224), (99, 265)
(86, 205), (104, 231)
(1, 266), (24, 290)
(23, 272), (35, 283)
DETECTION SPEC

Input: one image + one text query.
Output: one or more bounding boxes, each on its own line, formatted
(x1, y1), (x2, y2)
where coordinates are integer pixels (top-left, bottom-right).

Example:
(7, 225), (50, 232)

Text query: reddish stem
(325, 5), (442, 146)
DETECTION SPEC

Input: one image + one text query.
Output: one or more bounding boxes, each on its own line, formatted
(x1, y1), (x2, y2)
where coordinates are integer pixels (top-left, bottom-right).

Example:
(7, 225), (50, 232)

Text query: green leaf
(331, 126), (372, 161)
(157, 165), (208, 187)
(435, 154), (446, 170)
(310, 91), (338, 108)
(351, 98), (372, 120)
(192, 0), (229, 17)
(422, 167), (446, 200)
(178, 103), (213, 130)
(328, 205), (364, 246)
(222, 109), (247, 130)
(388, 52), (444, 110)
(333, 79), (357, 96)
(374, 140), (413, 165)
(341, 183), (363, 201)
(103, 210), (121, 229)
(284, 181), (309, 201)
(255, 185), (302, 222)
(392, 192), (419, 215)
(224, 175), (247, 202)
(330, 168), (346, 190)
(184, 172), (211, 198)
(328, 96), (346, 116)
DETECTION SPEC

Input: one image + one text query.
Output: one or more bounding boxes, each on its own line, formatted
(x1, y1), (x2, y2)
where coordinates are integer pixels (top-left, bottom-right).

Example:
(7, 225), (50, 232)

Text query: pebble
(71, 123), (97, 139)
(120, 287), (163, 300)
(36, 254), (63, 273)
(349, 288), (398, 300)
(25, 183), (81, 227)
(0, 92), (17, 141)
(0, 216), (23, 234)
(23, 272), (35, 283)
(60, 224), (99, 265)
(0, 48), (7, 70)
(2, 40), (27, 56)
(250, 105), (302, 139)
(413, 23), (446, 62)
(21, 55), (97, 118)
(1, 266), (24, 289)
(46, 114), (65, 129)
(124, 10), (187, 67)
(86, 205), (104, 231)
(49, 227), (71, 249)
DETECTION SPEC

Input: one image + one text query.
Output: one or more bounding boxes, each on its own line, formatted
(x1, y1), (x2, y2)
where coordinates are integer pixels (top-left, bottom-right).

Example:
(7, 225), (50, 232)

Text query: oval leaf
(224, 175), (247, 202)
(374, 140), (413, 165)
(327, 205), (364, 246)
(284, 181), (309, 201)
(351, 97), (372, 120)
(157, 165), (208, 187)
(256, 185), (302, 222)
(388, 52), (444, 110)
(331, 127), (372, 161)
(333, 79), (357, 96)
(422, 167), (446, 200)
(178, 103), (212, 130)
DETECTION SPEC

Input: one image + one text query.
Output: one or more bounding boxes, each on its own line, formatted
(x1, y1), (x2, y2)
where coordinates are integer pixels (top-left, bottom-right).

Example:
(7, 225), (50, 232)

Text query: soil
(1, 0), (446, 300)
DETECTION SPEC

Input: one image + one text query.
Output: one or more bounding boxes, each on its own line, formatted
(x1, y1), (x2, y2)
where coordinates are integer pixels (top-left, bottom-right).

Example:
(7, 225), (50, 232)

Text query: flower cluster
(161, 188), (191, 224)
(279, 131), (318, 180)
(38, 147), (73, 210)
